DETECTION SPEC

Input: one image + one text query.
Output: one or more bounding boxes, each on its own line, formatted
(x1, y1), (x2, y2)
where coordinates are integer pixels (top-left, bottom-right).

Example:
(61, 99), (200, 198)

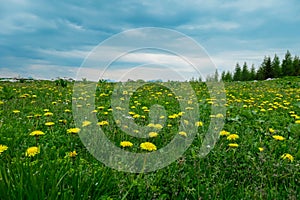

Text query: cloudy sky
(1, 0), (300, 81)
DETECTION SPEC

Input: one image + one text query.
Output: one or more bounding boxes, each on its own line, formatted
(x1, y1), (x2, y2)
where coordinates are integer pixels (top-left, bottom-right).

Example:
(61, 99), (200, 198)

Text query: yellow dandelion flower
(195, 121), (203, 127)
(69, 151), (77, 158)
(67, 128), (81, 134)
(281, 153), (294, 162)
(220, 130), (230, 136)
(13, 110), (20, 113)
(295, 120), (300, 124)
(269, 128), (275, 133)
(258, 147), (264, 152)
(0, 145), (8, 154)
(179, 131), (187, 137)
(147, 123), (155, 127)
(64, 109), (71, 113)
(228, 143), (239, 148)
(153, 124), (163, 129)
(44, 112), (53, 116)
(34, 114), (42, 118)
(133, 114), (140, 118)
(272, 135), (285, 141)
(25, 146), (40, 157)
(227, 134), (239, 140)
(97, 121), (109, 126)
(29, 130), (45, 136)
(82, 120), (92, 127)
(45, 122), (55, 126)
(149, 132), (158, 138)
(216, 113), (224, 118)
(120, 141), (133, 148)
(140, 142), (157, 151)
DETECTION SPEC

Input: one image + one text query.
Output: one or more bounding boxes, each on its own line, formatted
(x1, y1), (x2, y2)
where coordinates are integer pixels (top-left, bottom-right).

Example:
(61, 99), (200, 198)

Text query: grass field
(0, 77), (299, 199)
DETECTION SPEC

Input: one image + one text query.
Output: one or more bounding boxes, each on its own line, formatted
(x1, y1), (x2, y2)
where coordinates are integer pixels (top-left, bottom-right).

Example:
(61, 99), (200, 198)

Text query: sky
(0, 0), (300, 81)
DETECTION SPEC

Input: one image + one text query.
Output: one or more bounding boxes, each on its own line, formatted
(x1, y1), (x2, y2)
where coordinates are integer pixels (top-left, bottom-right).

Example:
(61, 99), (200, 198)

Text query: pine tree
(256, 66), (264, 80)
(282, 50), (294, 76)
(261, 56), (272, 79)
(250, 64), (256, 80)
(221, 71), (226, 81)
(241, 62), (250, 81)
(293, 56), (300, 76)
(225, 71), (233, 82)
(214, 69), (219, 82)
(272, 54), (281, 78)
(233, 63), (242, 81)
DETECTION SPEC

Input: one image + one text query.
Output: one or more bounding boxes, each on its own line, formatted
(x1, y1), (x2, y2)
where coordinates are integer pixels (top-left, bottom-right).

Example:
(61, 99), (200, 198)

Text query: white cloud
(179, 20), (239, 31)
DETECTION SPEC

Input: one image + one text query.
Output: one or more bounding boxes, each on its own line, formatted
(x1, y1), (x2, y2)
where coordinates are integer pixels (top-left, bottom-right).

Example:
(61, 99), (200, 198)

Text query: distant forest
(219, 50), (300, 82)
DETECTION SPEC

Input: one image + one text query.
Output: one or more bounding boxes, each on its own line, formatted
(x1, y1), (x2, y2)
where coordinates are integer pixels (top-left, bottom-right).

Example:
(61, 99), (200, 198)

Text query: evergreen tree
(293, 56), (300, 76)
(272, 54), (281, 78)
(282, 50), (294, 76)
(256, 66), (264, 80)
(225, 71), (233, 82)
(233, 63), (242, 81)
(221, 71), (226, 81)
(214, 69), (219, 82)
(261, 56), (272, 79)
(250, 64), (256, 80)
(241, 62), (250, 81)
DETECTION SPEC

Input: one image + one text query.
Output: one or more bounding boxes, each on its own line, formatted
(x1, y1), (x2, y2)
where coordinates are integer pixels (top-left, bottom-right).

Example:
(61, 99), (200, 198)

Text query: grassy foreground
(0, 77), (299, 199)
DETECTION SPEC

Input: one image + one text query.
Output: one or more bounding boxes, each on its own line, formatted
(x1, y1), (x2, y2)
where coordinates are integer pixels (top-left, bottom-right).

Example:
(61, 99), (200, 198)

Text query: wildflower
(97, 121), (109, 126)
(13, 110), (20, 113)
(67, 128), (81, 134)
(281, 153), (294, 162)
(44, 112), (53, 116)
(216, 113), (224, 118)
(269, 128), (275, 133)
(154, 124), (163, 129)
(64, 109), (71, 113)
(120, 141), (133, 148)
(258, 147), (264, 152)
(59, 119), (67, 124)
(272, 135), (285, 141)
(179, 131), (187, 137)
(195, 121), (203, 127)
(34, 114), (42, 118)
(29, 130), (45, 136)
(69, 151), (77, 158)
(133, 114), (140, 118)
(25, 146), (40, 157)
(45, 122), (55, 126)
(220, 130), (230, 136)
(140, 142), (157, 151)
(149, 132), (158, 138)
(147, 123), (155, 127)
(82, 120), (92, 127)
(0, 145), (8, 154)
(295, 120), (300, 124)
(227, 134), (239, 141)
(228, 143), (239, 148)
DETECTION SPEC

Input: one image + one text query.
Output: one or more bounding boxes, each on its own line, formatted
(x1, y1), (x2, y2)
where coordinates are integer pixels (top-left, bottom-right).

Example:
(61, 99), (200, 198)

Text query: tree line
(220, 50), (300, 82)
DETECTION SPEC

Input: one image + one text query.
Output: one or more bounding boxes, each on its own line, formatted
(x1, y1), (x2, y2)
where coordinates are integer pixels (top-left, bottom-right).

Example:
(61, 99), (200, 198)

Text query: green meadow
(0, 77), (299, 199)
